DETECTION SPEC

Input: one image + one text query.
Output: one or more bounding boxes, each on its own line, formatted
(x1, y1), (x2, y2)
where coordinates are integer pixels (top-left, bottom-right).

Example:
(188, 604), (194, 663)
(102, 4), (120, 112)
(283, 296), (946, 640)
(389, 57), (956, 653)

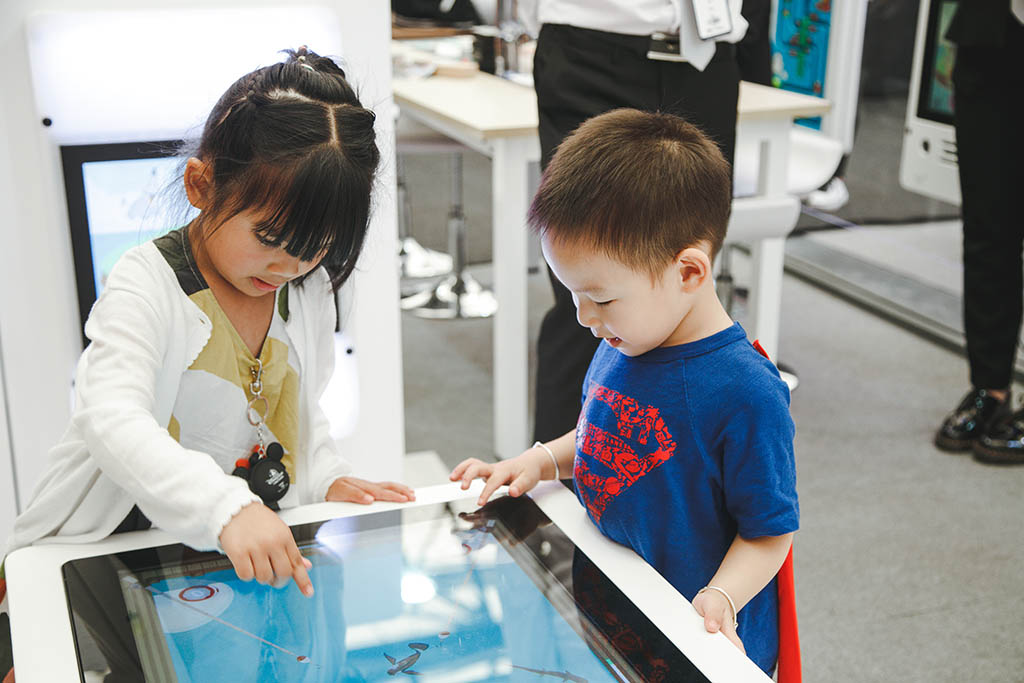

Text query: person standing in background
(934, 1), (1024, 463)
(522, 0), (750, 444)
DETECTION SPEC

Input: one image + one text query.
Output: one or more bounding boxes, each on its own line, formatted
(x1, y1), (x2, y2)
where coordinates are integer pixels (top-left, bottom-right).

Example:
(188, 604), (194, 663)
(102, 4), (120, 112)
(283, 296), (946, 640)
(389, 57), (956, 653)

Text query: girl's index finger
(292, 561), (314, 597)
(369, 484), (410, 502)
(288, 545), (314, 597)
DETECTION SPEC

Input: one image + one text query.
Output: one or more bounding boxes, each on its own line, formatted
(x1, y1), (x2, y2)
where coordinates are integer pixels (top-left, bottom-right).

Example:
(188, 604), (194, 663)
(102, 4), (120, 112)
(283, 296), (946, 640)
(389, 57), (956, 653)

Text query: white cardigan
(5, 241), (352, 555)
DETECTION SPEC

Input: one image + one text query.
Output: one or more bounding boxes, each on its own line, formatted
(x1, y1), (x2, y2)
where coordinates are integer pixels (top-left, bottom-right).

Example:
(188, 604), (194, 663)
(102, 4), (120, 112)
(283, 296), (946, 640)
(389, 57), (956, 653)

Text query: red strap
(775, 546), (802, 682)
(751, 339), (769, 359)
(751, 339), (802, 681)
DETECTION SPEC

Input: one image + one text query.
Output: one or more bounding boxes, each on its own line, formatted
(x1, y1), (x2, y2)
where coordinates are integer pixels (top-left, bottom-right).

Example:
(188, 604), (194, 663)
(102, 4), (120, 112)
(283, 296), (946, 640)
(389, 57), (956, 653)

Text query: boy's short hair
(528, 108), (732, 274)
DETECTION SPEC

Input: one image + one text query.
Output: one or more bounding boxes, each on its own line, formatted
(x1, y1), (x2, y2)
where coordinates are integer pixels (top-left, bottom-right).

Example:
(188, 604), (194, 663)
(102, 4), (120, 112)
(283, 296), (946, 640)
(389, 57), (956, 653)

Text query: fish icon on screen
(384, 642), (429, 676)
(512, 664), (588, 682)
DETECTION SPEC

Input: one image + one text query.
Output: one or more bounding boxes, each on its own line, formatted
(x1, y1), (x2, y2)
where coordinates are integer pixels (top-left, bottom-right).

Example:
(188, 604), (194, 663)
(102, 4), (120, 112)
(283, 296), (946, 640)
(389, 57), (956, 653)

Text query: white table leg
(748, 237), (785, 359)
(742, 119), (792, 361)
(491, 137), (531, 460)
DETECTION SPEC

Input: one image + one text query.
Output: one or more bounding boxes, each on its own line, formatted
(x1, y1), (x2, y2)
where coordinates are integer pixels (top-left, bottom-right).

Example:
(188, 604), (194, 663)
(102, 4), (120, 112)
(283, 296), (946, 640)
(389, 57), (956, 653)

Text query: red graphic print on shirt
(574, 383), (677, 522)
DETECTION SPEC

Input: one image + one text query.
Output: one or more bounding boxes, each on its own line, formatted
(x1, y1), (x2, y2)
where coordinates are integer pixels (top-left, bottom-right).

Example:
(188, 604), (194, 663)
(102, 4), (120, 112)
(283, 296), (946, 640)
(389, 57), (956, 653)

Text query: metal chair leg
(401, 153), (497, 319)
(396, 153), (453, 283)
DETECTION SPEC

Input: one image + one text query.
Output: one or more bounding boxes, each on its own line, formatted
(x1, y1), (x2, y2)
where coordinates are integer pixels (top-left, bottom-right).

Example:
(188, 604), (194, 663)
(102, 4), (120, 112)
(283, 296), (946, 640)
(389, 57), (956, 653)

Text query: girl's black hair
(183, 46), (379, 290)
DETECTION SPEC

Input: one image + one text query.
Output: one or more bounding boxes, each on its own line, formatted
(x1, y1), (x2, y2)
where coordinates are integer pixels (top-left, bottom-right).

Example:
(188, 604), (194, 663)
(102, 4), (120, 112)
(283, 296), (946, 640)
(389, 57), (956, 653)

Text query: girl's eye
(255, 233), (283, 249)
(594, 300), (614, 307)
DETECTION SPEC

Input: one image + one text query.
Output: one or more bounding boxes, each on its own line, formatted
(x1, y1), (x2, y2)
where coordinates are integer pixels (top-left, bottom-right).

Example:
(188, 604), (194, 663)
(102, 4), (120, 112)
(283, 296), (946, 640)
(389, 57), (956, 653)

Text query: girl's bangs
(237, 149), (367, 267)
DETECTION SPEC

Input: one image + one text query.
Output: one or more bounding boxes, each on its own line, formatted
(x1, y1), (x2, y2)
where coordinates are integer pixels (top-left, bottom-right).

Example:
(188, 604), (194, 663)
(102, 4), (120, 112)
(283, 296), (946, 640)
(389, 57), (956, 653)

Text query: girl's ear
(183, 157), (213, 210)
(675, 247), (712, 293)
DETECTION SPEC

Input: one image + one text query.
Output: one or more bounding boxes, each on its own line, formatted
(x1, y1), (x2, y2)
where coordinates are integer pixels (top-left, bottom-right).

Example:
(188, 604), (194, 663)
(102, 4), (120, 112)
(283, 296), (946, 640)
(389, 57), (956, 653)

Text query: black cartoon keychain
(232, 358), (290, 510)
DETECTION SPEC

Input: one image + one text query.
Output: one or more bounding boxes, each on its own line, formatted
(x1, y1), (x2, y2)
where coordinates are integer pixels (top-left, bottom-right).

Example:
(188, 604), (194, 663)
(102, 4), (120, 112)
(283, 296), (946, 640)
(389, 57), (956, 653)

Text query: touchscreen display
(916, 0), (958, 124)
(80, 156), (193, 298)
(63, 496), (708, 682)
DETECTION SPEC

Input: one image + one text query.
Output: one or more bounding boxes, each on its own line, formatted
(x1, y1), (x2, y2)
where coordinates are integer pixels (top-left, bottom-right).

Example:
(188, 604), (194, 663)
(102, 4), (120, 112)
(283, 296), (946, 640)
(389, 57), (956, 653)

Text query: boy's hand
(219, 501), (314, 597)
(692, 589), (745, 654)
(449, 450), (546, 506)
(326, 477), (415, 505)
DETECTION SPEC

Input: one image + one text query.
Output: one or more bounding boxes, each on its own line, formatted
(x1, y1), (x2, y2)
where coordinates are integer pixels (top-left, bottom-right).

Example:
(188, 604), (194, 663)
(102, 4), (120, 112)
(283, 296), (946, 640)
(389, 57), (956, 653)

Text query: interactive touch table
(5, 482), (771, 682)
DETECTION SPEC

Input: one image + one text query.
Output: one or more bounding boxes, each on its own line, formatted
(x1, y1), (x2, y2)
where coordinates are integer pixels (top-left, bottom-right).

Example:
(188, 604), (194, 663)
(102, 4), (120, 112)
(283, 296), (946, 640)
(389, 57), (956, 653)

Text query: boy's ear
(675, 247), (712, 293)
(183, 157), (213, 210)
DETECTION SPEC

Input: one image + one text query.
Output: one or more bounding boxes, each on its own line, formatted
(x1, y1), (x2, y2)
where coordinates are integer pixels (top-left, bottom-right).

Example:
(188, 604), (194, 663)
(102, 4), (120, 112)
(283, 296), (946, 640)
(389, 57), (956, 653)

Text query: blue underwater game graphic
(118, 512), (626, 682)
(81, 156), (195, 297)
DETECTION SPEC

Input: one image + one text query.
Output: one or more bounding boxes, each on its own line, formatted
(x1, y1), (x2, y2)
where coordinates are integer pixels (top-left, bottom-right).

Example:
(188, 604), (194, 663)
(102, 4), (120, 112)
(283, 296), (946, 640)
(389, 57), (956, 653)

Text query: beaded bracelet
(532, 441), (561, 480)
(698, 585), (739, 628)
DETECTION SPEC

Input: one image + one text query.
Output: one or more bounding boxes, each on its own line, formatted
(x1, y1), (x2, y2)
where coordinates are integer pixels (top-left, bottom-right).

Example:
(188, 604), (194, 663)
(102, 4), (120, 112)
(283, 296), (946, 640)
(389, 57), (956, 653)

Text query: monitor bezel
(60, 495), (710, 683)
(59, 140), (182, 347)
(914, 0), (958, 126)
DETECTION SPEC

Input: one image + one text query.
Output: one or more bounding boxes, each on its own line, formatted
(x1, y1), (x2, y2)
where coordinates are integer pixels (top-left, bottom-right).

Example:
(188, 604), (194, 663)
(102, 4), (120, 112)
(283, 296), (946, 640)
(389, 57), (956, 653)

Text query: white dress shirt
(522, 0), (747, 70)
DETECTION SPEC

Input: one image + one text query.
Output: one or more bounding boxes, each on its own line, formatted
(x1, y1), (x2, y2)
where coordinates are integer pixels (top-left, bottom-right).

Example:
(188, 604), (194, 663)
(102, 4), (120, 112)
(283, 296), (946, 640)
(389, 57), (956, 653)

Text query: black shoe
(973, 407), (1024, 464)
(934, 389), (1010, 452)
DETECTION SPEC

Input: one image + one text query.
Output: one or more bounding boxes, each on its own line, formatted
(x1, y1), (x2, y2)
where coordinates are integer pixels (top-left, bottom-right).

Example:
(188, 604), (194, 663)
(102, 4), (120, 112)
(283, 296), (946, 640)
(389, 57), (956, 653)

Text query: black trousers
(532, 23), (740, 442)
(953, 20), (1024, 390)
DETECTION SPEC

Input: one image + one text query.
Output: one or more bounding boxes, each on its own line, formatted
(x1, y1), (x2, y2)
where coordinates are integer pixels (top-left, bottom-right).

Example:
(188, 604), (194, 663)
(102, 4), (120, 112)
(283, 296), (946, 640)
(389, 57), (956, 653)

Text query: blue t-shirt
(573, 322), (799, 674)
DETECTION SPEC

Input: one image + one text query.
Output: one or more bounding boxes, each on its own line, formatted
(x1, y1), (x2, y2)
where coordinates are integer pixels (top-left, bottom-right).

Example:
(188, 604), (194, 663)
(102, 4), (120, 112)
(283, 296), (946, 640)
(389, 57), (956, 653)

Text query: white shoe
(805, 178), (849, 212)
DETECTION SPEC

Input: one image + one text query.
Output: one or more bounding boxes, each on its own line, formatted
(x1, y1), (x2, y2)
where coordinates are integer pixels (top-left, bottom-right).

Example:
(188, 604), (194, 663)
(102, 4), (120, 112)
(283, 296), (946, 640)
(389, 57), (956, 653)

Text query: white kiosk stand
(0, 2), (405, 544)
(899, 0), (961, 205)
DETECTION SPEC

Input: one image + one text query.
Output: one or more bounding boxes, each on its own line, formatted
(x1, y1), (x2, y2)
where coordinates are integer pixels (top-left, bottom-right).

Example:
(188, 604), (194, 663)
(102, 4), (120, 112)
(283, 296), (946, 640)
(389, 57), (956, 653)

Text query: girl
(3, 48), (413, 599)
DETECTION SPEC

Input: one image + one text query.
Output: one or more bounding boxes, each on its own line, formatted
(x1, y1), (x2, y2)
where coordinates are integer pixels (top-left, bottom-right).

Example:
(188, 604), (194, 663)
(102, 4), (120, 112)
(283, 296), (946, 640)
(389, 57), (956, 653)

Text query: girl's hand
(692, 589), (745, 654)
(326, 477), (415, 504)
(449, 450), (547, 506)
(219, 502), (314, 597)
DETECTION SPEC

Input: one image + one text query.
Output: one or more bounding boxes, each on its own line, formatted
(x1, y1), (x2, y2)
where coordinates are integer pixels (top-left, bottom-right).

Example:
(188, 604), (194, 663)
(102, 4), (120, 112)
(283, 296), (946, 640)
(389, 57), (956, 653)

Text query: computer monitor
(60, 141), (195, 344)
(61, 495), (710, 682)
(899, 0), (961, 204)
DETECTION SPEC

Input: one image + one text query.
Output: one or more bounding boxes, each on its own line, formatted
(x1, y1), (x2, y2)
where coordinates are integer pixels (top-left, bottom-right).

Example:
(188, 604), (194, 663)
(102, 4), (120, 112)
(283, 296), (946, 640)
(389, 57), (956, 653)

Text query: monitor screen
(62, 496), (709, 682)
(61, 142), (195, 345)
(916, 0), (958, 125)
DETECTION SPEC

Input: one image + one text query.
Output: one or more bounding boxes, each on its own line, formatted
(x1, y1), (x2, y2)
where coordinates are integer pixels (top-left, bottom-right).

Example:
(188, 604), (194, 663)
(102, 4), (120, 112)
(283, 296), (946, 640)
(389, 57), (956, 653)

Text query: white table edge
(6, 480), (769, 682)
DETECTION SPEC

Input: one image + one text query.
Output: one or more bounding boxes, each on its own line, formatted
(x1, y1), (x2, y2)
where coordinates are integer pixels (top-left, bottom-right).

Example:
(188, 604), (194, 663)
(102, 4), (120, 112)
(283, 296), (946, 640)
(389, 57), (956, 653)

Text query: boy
(450, 109), (799, 676)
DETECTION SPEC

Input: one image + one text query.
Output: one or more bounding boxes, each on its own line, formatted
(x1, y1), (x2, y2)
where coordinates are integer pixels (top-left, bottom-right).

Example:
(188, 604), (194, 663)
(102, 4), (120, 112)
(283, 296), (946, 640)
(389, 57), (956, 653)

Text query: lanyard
(232, 357), (290, 509)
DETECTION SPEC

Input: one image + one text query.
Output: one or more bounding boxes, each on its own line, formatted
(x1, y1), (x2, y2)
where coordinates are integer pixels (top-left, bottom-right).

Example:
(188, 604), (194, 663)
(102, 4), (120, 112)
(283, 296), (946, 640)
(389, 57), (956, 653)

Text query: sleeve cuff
(207, 485), (262, 551)
(312, 455), (354, 503)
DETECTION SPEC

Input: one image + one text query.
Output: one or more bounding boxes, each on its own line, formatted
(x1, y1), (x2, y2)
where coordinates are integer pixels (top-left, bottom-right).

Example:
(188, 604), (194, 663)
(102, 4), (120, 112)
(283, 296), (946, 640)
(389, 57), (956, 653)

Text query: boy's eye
(594, 300), (614, 307)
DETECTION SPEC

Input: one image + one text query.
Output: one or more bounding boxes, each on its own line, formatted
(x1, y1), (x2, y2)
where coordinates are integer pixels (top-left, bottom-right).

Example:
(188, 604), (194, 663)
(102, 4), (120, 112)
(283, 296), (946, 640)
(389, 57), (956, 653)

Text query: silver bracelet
(532, 440), (561, 480)
(698, 585), (739, 628)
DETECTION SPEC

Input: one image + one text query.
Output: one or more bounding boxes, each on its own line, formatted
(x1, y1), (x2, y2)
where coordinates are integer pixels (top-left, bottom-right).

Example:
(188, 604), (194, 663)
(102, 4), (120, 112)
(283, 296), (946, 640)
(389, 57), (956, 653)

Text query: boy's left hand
(692, 589), (745, 654)
(326, 477), (415, 504)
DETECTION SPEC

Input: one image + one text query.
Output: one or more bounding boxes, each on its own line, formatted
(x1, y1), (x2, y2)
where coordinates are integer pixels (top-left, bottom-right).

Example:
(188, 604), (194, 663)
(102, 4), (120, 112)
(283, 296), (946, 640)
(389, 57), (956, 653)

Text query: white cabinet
(0, 335), (17, 545)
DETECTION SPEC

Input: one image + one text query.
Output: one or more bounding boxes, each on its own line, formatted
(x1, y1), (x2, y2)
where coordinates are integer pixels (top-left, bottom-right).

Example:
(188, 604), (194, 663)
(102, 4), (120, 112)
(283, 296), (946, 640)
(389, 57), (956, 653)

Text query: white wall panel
(0, 0), (404, 516)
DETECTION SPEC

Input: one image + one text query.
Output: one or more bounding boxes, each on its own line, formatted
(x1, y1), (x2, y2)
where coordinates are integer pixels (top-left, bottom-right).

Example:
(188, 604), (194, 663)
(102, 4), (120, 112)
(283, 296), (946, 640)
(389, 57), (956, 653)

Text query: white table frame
(5, 481), (770, 682)
(393, 73), (829, 461)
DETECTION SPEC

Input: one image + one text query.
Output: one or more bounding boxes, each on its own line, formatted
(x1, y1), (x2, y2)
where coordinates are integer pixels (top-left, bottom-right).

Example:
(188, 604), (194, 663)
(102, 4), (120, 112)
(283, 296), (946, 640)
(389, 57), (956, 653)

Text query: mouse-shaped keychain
(232, 358), (290, 510)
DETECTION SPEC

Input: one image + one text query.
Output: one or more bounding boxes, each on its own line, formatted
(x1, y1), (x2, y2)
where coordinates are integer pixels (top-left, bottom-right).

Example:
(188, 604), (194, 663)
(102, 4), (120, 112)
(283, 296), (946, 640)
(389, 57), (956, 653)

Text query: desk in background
(392, 70), (829, 460)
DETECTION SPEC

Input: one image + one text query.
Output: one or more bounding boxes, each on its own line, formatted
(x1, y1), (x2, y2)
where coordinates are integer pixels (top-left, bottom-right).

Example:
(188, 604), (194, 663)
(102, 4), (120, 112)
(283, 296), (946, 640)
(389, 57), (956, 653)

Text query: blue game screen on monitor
(80, 156), (189, 297)
(61, 142), (196, 343)
(63, 497), (709, 682)
(916, 0), (958, 124)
